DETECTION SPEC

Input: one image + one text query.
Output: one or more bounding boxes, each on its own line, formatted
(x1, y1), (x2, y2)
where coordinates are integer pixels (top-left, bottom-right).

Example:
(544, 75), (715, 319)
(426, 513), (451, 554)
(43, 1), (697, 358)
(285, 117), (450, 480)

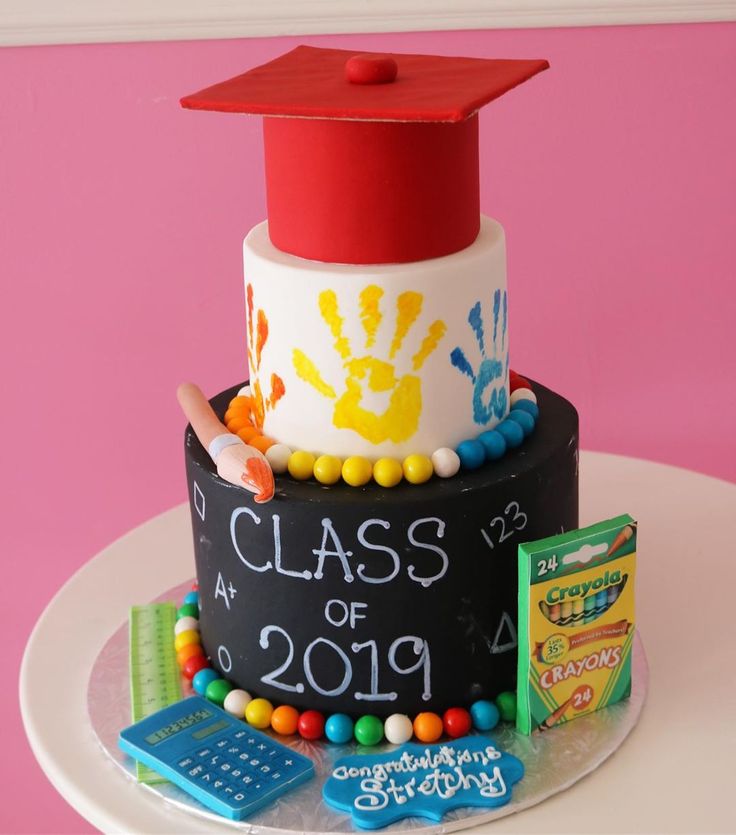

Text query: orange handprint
(246, 283), (285, 429)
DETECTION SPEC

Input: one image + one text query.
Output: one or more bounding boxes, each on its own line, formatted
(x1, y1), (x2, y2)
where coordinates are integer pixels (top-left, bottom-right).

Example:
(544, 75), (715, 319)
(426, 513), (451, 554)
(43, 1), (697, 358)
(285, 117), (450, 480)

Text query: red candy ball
(510, 376), (531, 392)
(297, 710), (325, 740)
(183, 655), (209, 680)
(443, 707), (472, 739)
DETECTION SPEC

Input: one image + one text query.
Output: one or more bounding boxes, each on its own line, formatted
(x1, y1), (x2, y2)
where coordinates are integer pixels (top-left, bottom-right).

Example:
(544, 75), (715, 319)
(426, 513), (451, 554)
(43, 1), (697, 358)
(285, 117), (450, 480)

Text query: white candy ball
(174, 615), (199, 635)
(223, 689), (252, 718)
(266, 443), (292, 474)
(237, 385), (252, 397)
(384, 713), (414, 745)
(431, 447), (461, 478)
(510, 387), (537, 406)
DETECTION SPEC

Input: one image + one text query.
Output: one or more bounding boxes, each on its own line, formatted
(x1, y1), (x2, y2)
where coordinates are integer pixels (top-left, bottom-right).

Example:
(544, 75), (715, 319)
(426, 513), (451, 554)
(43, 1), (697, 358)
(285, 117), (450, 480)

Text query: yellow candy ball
(373, 457), (403, 488)
(173, 629), (200, 652)
(245, 697), (274, 729)
(342, 456), (373, 487)
(314, 454), (343, 485)
(403, 454), (433, 485)
(288, 450), (316, 480)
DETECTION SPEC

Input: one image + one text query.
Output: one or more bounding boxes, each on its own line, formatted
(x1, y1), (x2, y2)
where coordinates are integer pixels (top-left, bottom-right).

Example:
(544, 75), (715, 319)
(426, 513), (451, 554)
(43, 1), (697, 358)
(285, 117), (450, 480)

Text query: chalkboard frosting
(185, 381), (578, 717)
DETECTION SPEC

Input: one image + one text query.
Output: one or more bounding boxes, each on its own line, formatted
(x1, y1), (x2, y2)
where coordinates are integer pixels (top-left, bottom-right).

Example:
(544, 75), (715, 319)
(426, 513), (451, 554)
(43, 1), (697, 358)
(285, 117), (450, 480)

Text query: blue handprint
(450, 290), (509, 425)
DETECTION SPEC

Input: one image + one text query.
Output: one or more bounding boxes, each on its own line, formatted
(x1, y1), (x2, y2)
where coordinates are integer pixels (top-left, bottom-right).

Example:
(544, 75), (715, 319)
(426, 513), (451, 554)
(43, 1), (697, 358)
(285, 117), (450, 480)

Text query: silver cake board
(88, 580), (648, 834)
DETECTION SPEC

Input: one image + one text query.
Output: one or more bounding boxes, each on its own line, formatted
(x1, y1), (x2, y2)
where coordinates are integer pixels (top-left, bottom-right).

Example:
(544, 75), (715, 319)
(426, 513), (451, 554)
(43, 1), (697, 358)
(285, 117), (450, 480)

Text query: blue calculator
(119, 696), (315, 820)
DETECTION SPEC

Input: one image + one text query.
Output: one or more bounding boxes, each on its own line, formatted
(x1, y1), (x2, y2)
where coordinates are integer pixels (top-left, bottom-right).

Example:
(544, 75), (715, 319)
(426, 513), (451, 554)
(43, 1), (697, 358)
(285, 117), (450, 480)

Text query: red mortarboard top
(181, 46), (549, 264)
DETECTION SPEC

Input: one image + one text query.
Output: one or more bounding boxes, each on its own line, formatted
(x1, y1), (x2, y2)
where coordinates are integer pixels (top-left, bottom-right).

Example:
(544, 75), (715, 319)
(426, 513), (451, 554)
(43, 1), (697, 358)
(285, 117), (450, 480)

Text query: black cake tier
(184, 381), (578, 717)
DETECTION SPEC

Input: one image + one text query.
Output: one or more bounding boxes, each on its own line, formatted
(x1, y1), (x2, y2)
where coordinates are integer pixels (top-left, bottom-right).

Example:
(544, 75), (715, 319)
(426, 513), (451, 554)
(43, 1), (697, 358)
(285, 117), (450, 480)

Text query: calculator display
(144, 707), (214, 745)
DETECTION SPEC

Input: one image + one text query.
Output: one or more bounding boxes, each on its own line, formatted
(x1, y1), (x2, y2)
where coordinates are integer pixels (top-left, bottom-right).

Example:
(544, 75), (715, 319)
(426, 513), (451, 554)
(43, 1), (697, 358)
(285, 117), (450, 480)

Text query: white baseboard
(2, 0), (735, 47)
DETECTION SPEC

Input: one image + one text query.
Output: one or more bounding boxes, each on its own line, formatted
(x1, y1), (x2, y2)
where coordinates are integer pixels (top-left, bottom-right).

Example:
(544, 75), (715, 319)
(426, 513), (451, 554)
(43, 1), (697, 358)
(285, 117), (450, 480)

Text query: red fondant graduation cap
(182, 46), (548, 265)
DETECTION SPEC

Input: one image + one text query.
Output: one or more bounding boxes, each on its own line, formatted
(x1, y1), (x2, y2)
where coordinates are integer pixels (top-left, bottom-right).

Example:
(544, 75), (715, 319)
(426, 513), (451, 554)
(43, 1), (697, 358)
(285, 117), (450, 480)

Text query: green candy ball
(354, 714), (384, 746)
(178, 603), (199, 619)
(495, 691), (517, 723)
(205, 678), (233, 706)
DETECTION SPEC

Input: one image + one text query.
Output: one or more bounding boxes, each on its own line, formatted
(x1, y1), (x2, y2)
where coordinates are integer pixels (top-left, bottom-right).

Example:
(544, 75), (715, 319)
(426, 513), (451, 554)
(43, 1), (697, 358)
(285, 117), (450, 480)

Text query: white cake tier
(243, 215), (510, 460)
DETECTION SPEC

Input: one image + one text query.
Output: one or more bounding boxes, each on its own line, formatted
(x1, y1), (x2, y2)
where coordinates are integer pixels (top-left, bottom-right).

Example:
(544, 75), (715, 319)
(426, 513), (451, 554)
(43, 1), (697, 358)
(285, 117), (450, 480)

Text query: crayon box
(516, 515), (637, 735)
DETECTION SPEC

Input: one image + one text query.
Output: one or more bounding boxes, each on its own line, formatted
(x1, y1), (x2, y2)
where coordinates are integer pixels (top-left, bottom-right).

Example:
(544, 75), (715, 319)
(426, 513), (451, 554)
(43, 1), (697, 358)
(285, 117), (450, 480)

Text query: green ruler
(129, 602), (183, 783)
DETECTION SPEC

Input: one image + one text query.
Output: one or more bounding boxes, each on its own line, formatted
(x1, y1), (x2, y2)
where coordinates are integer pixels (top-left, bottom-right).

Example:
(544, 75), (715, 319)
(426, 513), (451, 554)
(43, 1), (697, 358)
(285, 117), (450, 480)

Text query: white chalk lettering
(406, 518), (448, 588)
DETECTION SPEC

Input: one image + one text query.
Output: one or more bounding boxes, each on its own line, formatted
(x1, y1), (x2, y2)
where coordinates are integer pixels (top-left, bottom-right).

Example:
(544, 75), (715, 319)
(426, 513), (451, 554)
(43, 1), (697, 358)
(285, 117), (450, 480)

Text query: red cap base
(264, 115), (480, 265)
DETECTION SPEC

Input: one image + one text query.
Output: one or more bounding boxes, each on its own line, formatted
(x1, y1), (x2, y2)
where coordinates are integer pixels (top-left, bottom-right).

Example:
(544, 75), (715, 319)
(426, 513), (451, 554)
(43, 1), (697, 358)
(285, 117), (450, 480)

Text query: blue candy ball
(477, 430), (507, 461)
(183, 591), (200, 606)
(192, 667), (220, 695)
(456, 439), (486, 470)
(511, 399), (539, 420)
(507, 409), (535, 437)
(495, 419), (524, 448)
(470, 699), (500, 731)
(325, 713), (354, 744)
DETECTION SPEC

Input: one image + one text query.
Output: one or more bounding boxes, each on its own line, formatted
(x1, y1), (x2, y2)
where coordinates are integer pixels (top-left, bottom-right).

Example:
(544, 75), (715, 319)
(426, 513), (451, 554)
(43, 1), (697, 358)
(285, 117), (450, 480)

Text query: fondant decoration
(185, 382), (578, 716)
(451, 290), (509, 426)
(243, 218), (507, 461)
(298, 710), (326, 740)
(456, 439), (486, 470)
(223, 689), (252, 717)
(507, 409), (535, 437)
(470, 700), (500, 731)
(288, 450), (316, 481)
(183, 655), (208, 681)
(384, 714), (413, 745)
(294, 286), (446, 445)
(183, 591), (199, 606)
(510, 387), (537, 406)
(177, 383), (275, 503)
(430, 448), (460, 479)
(182, 46), (548, 264)
(325, 713), (355, 744)
(345, 53), (398, 85)
(442, 707), (472, 738)
(402, 454), (433, 485)
(177, 602), (199, 619)
(192, 668), (219, 695)
(354, 715), (384, 746)
(413, 712), (443, 743)
(271, 704), (300, 735)
(265, 443), (291, 474)
(372, 458), (403, 488)
(176, 643), (203, 668)
(341, 456), (373, 487)
(478, 430), (507, 461)
(323, 737), (524, 829)
(314, 454), (343, 485)
(237, 385), (252, 397)
(244, 697), (274, 729)
(516, 516), (636, 734)
(246, 283), (286, 429)
(205, 678), (233, 706)
(174, 615), (199, 635)
(174, 629), (199, 652)
(495, 419), (524, 449)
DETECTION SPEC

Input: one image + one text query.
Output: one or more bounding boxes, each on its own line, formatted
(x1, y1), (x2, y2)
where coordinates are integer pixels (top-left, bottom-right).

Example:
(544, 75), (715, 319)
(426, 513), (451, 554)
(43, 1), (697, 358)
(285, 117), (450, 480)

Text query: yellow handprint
(293, 286), (446, 444)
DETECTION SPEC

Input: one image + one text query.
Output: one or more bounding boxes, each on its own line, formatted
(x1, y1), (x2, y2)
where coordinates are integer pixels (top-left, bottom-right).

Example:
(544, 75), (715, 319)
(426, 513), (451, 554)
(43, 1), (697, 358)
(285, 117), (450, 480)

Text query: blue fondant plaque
(322, 736), (524, 829)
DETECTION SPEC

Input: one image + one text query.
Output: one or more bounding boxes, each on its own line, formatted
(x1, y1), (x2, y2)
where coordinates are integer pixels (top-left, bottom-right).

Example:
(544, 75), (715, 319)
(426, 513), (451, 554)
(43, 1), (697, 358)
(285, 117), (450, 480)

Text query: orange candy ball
(270, 704), (300, 736)
(226, 415), (254, 434)
(176, 642), (205, 668)
(249, 435), (276, 453)
(237, 425), (260, 442)
(413, 712), (443, 743)
(229, 395), (254, 411)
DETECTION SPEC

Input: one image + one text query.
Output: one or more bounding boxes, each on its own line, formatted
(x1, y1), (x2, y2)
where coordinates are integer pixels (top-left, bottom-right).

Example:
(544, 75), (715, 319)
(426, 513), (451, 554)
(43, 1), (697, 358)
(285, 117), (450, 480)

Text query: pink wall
(4, 21), (735, 833)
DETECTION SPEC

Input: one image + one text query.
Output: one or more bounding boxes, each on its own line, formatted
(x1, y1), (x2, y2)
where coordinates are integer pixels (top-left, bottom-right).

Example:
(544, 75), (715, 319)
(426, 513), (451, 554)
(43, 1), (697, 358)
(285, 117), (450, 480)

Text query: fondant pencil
(606, 523), (636, 557)
(177, 383), (274, 503)
(536, 696), (573, 732)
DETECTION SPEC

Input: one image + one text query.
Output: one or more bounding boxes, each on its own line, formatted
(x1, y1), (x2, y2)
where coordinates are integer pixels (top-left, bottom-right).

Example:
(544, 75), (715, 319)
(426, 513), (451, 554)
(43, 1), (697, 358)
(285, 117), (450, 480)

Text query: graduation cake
(178, 46), (579, 722)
